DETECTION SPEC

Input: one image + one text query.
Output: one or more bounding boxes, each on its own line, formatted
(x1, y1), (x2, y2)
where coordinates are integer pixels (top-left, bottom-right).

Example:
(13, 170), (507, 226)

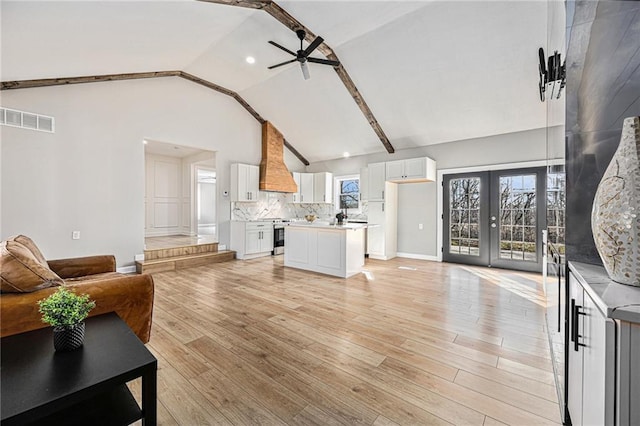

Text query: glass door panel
(490, 168), (546, 272)
(443, 172), (489, 266)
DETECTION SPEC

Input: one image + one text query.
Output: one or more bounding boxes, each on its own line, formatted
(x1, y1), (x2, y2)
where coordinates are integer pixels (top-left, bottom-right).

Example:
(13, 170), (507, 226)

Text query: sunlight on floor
(459, 266), (547, 307)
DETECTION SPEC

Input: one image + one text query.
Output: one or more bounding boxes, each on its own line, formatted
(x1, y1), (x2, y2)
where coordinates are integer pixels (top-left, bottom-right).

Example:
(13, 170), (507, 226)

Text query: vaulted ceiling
(1, 1), (549, 164)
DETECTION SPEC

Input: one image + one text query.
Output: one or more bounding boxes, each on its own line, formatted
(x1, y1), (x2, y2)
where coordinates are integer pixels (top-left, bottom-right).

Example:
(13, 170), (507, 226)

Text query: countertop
(286, 222), (377, 230)
(569, 261), (640, 324)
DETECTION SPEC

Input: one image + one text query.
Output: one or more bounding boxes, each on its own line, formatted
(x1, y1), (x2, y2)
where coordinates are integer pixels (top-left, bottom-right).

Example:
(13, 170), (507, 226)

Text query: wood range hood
(259, 121), (298, 193)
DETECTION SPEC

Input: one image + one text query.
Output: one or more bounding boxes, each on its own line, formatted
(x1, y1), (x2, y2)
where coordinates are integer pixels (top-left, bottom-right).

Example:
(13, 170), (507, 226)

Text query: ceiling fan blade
(268, 59), (297, 69)
(303, 36), (324, 57)
(307, 57), (340, 67)
(268, 41), (296, 57)
(300, 61), (311, 80)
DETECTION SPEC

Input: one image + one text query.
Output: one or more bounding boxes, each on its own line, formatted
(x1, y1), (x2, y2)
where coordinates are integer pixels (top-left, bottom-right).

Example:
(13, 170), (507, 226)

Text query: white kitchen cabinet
(368, 162), (386, 201)
(313, 172), (333, 204)
(359, 167), (369, 201)
(367, 182), (398, 260)
(230, 221), (273, 259)
(300, 173), (314, 203)
(566, 263), (640, 426)
(385, 157), (436, 183)
(291, 172), (301, 203)
(230, 163), (259, 202)
(285, 224), (365, 278)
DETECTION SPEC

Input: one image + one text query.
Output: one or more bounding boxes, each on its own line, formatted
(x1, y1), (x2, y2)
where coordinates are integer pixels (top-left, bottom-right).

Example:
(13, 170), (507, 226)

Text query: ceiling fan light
(300, 61), (310, 80)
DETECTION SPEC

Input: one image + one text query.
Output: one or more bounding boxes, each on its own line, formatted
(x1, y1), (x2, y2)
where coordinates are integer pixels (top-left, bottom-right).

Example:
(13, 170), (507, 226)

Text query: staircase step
(136, 250), (235, 274)
(144, 242), (219, 261)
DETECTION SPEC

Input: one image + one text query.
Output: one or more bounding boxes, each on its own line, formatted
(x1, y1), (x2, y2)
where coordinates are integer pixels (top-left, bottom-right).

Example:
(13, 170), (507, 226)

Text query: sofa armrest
(0, 273), (154, 343)
(47, 255), (116, 279)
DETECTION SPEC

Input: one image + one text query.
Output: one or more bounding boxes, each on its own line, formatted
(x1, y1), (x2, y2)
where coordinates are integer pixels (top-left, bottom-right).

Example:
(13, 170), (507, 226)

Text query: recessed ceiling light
(343, 152), (350, 158)
(246, 56), (256, 64)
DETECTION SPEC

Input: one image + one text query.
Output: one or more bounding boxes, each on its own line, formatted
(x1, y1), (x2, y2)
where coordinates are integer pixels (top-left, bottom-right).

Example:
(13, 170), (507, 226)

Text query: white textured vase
(591, 116), (640, 286)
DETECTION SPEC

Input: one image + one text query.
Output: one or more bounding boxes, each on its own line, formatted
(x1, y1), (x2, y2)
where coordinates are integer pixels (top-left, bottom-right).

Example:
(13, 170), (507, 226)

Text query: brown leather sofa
(1, 235), (154, 343)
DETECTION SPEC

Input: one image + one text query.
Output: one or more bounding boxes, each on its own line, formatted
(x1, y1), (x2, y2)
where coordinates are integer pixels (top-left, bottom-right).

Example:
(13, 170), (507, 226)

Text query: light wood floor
(131, 256), (560, 425)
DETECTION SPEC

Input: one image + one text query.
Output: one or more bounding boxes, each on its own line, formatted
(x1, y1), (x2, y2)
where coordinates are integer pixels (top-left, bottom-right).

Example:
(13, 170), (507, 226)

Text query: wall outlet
(72, 231), (81, 240)
(418, 223), (423, 230)
(134, 253), (145, 261)
(219, 244), (227, 251)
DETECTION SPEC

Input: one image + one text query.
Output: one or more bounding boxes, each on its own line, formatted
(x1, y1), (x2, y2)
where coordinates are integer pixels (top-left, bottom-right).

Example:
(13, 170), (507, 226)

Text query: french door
(442, 167), (546, 272)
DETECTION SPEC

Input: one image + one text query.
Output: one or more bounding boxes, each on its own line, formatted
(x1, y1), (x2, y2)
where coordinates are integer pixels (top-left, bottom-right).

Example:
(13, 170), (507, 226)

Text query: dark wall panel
(565, 0), (640, 265)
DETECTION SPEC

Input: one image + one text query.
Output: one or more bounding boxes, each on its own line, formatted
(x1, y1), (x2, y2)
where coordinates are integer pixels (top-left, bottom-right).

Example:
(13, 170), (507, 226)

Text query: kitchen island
(284, 222), (370, 278)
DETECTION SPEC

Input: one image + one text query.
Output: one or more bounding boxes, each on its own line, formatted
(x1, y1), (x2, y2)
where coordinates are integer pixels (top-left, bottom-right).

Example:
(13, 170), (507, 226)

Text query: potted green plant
(38, 286), (96, 351)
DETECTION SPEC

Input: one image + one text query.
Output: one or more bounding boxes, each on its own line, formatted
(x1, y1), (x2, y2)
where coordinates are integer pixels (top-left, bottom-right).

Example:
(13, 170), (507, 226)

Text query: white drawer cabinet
(230, 221), (273, 259)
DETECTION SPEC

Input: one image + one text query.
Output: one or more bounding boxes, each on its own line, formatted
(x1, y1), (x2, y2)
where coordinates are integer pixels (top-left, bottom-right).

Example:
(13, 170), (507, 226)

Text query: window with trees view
(335, 176), (360, 210)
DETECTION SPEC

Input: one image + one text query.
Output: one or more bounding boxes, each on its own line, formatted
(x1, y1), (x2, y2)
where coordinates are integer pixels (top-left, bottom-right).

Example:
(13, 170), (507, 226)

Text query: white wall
(307, 127), (555, 258)
(0, 76), (305, 266)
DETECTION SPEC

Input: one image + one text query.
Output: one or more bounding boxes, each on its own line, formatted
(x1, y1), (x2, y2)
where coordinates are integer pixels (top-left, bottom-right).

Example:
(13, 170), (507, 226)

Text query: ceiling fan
(267, 29), (340, 80)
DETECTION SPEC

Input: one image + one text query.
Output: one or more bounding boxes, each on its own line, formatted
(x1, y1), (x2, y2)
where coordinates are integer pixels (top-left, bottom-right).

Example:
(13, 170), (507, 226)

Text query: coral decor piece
(591, 116), (640, 286)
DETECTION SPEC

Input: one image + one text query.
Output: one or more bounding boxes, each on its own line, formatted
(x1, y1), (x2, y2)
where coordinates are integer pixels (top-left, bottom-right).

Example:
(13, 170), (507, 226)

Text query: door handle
(557, 267), (562, 333)
(572, 300), (587, 351)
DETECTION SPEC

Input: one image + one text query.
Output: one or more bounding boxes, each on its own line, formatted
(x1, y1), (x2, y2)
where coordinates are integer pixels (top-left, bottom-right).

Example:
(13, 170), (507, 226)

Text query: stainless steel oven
(273, 224), (285, 255)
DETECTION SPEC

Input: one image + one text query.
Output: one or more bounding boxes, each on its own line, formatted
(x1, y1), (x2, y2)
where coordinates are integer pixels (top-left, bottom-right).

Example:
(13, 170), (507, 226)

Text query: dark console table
(1, 312), (157, 425)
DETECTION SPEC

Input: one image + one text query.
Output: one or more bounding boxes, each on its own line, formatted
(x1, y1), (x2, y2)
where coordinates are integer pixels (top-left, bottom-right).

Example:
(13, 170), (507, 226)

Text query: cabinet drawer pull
(572, 301), (586, 351)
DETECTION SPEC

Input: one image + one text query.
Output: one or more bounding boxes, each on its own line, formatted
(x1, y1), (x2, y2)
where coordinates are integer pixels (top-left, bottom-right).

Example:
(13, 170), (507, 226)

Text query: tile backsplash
(231, 192), (368, 221)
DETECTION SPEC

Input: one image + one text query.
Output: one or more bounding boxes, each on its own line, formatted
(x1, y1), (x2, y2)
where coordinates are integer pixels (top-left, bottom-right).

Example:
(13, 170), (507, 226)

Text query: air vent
(0, 108), (55, 133)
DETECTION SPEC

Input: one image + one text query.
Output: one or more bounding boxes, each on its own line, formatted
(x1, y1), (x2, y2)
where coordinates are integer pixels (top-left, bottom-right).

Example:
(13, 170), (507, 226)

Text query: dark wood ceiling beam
(197, 0), (271, 9)
(198, 0), (395, 153)
(178, 71), (266, 124)
(0, 71), (310, 165)
(0, 71), (181, 90)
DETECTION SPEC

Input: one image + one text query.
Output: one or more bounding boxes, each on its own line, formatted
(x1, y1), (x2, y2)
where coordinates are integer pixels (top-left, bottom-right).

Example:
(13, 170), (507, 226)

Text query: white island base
(284, 224), (365, 278)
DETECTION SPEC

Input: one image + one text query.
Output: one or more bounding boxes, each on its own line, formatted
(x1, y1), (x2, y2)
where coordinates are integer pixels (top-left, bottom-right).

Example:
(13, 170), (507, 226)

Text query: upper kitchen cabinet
(291, 172), (301, 203)
(230, 163), (259, 202)
(299, 173), (314, 203)
(359, 167), (369, 201)
(368, 162), (386, 201)
(386, 157), (436, 183)
(313, 172), (333, 204)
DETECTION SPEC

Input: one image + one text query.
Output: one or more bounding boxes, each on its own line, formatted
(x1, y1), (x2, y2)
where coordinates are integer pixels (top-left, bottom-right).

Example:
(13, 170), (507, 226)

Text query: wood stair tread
(137, 250), (235, 265)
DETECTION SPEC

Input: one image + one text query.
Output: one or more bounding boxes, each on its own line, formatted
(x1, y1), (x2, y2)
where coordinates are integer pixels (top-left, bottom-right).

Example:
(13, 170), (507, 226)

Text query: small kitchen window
(334, 175), (361, 212)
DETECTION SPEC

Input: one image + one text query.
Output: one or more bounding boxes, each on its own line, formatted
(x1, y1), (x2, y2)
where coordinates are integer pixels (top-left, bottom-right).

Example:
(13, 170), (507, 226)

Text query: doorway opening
(195, 167), (216, 237)
(143, 139), (216, 250)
